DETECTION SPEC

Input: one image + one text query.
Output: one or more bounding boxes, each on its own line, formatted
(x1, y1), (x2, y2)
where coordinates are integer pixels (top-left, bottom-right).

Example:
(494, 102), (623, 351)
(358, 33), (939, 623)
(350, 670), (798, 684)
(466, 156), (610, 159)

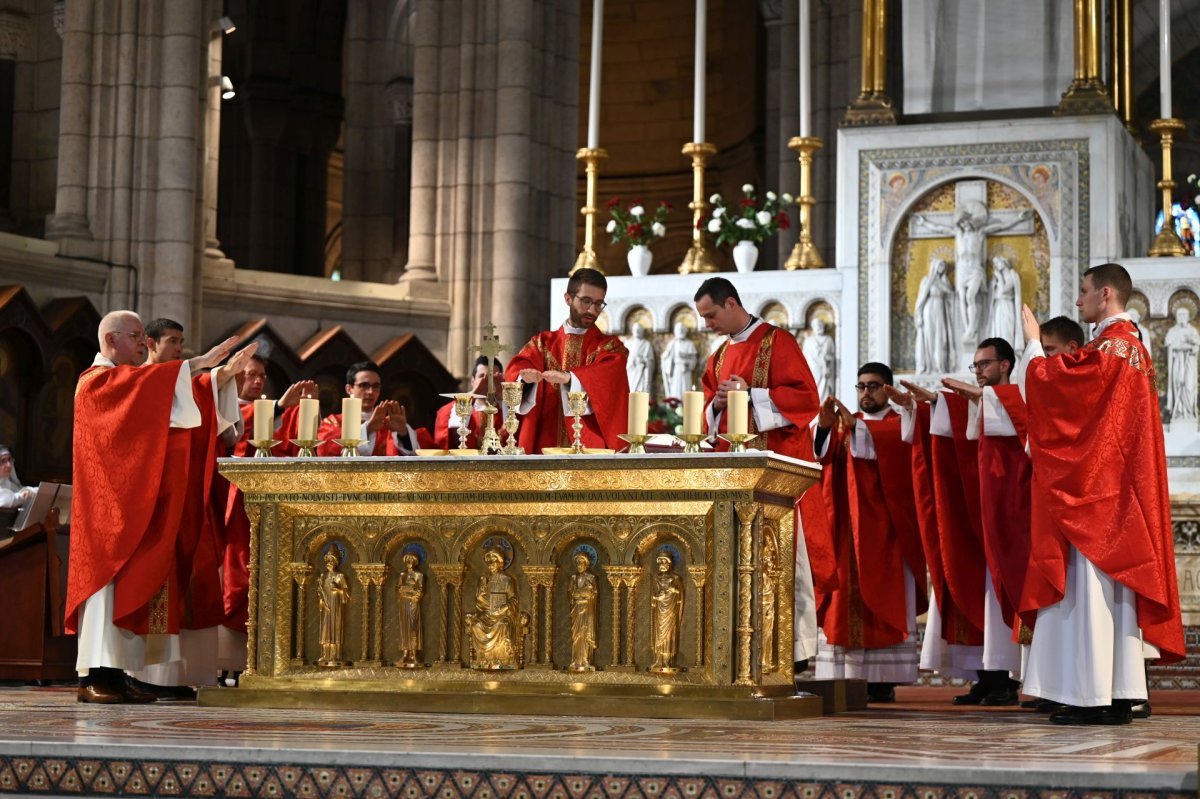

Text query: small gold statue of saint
(566, 552), (598, 672)
(396, 552), (425, 669)
(317, 550), (351, 667)
(760, 534), (778, 672)
(648, 552), (683, 674)
(467, 548), (528, 669)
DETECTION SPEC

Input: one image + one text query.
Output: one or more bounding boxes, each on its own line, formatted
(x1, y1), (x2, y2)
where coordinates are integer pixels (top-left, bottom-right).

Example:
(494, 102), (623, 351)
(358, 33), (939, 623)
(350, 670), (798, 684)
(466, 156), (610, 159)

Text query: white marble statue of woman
(1165, 307), (1200, 424)
(913, 258), (956, 374)
(660, 322), (699, 400)
(987, 256), (1023, 349)
(801, 318), (836, 401)
(625, 323), (655, 394)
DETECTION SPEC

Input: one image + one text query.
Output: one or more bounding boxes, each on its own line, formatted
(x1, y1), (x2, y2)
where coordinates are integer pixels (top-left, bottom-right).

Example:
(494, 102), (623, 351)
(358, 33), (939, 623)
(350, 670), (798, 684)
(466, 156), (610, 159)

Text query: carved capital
(0, 8), (29, 59)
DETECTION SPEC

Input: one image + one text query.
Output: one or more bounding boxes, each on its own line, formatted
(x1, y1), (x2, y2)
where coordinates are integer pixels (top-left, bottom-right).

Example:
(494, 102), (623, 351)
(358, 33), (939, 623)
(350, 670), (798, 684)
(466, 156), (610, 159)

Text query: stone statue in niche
(395, 552), (425, 669)
(660, 322), (699, 400)
(913, 258), (957, 374)
(567, 553), (598, 672)
(648, 552), (683, 673)
(801, 318), (836, 401)
(467, 548), (528, 669)
(987, 256), (1024, 350)
(625, 322), (655, 394)
(317, 551), (351, 667)
(1165, 307), (1200, 425)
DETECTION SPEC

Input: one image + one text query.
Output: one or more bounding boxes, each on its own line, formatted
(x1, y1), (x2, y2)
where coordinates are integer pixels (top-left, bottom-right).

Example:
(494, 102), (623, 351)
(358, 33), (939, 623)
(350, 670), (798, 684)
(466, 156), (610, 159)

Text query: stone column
(45, 0), (92, 242)
(399, 0), (439, 283)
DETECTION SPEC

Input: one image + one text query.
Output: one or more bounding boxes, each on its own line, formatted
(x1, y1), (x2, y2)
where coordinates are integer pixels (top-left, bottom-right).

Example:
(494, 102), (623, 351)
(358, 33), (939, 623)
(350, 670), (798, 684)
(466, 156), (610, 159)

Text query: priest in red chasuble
(505, 268), (629, 453)
(1019, 263), (1184, 726)
(304, 361), (408, 456)
(811, 363), (927, 703)
(412, 357), (509, 450)
(692, 276), (827, 669)
(67, 311), (252, 703)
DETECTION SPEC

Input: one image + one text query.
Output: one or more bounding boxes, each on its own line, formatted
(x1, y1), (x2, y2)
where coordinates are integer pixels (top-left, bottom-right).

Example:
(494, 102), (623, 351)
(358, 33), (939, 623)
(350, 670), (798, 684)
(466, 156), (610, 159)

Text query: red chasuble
(976, 384), (1033, 631)
(505, 325), (629, 453)
(818, 411), (928, 648)
(700, 322), (834, 594)
(307, 413), (403, 456)
(415, 403), (487, 450)
(1022, 320), (1184, 663)
(66, 362), (193, 635)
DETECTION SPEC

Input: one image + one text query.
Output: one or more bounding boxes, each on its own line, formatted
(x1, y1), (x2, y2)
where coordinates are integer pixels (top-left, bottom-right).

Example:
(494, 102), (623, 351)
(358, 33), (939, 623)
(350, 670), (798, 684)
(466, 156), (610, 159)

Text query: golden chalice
(501, 381), (524, 455)
(567, 390), (588, 454)
(453, 393), (474, 451)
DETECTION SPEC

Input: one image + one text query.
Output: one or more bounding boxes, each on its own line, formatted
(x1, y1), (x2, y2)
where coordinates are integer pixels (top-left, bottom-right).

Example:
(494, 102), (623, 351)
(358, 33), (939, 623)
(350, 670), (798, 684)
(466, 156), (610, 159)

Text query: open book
(11, 482), (72, 534)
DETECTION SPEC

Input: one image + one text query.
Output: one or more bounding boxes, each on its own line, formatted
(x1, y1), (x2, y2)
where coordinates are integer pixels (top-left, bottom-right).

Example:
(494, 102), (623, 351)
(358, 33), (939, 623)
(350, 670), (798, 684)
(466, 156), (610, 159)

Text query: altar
(200, 452), (832, 720)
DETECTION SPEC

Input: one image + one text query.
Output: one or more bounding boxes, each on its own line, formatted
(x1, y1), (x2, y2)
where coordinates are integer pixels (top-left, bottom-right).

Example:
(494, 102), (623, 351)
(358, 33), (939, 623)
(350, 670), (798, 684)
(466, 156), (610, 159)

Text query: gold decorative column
(430, 565), (464, 664)
(678, 142), (719, 274)
(605, 570), (624, 669)
(290, 563), (312, 666)
(784, 136), (826, 269)
(244, 505), (262, 676)
(734, 501), (761, 686)
(571, 147), (608, 275)
(605, 566), (642, 668)
(525, 566), (557, 667)
(1148, 118), (1189, 257)
(356, 564), (387, 666)
(687, 566), (707, 667)
(842, 0), (896, 126)
(1056, 0), (1111, 115)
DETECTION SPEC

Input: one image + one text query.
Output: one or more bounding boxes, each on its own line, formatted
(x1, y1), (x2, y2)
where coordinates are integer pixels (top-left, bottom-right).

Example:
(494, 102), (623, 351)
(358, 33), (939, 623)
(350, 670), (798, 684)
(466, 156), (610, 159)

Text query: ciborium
(290, 438), (319, 458)
(453, 393), (474, 451)
(500, 381), (524, 455)
(567, 390), (588, 454)
(251, 439), (280, 458)
(717, 433), (759, 453)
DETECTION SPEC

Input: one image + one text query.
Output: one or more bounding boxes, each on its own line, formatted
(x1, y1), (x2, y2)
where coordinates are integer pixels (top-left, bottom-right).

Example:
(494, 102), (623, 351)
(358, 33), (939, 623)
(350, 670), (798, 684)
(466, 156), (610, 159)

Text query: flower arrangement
(703, 184), (793, 247)
(606, 198), (671, 249)
(646, 397), (683, 435)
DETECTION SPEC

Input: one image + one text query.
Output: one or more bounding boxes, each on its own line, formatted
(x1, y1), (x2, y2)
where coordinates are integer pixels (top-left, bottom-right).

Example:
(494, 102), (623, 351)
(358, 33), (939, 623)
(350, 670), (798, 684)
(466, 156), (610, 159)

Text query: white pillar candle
(1159, 0), (1172, 119)
(683, 390), (704, 436)
(693, 0), (707, 142)
(798, 0), (811, 137)
(726, 390), (748, 435)
(298, 397), (320, 440)
(586, 0), (604, 149)
(341, 397), (363, 440)
(627, 391), (649, 436)
(253, 398), (274, 441)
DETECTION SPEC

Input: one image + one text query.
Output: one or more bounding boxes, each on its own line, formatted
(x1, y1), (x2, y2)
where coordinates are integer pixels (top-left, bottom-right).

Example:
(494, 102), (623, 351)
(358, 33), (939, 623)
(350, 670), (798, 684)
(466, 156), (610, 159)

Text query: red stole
(505, 325), (629, 453)
(1022, 319), (1184, 663)
(66, 362), (192, 635)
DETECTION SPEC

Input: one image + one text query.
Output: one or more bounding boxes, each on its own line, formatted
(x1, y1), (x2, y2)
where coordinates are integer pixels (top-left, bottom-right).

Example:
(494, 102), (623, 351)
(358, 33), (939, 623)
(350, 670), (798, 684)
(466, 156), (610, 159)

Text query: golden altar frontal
(200, 452), (825, 720)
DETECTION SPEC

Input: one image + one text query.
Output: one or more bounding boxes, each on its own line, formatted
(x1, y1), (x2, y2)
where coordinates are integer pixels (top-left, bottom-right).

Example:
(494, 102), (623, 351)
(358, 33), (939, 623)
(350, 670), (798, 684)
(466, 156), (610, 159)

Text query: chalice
(567, 390), (588, 454)
(453, 393), (474, 450)
(501, 381), (524, 455)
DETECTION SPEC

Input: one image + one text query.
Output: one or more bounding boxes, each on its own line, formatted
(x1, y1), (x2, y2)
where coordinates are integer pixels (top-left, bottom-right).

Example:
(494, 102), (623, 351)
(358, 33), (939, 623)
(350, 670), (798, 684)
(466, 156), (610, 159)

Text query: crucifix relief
(908, 180), (1033, 353)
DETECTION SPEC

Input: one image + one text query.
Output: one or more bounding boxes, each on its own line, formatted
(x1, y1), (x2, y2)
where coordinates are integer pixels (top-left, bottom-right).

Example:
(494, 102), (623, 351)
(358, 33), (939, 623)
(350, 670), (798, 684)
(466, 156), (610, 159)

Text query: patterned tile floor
(0, 685), (1197, 797)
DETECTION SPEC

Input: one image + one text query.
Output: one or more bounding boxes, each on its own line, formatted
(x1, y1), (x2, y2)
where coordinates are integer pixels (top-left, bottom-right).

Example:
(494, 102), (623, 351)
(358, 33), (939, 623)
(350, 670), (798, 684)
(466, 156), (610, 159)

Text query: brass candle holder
(678, 142), (719, 274)
(334, 438), (363, 457)
(674, 433), (706, 454)
(784, 136), (826, 269)
(1148, 117), (1190, 257)
(251, 439), (280, 458)
(290, 438), (319, 458)
(717, 433), (759, 453)
(617, 433), (648, 454)
(500, 381), (524, 455)
(453, 393), (474, 450)
(568, 390), (588, 454)
(571, 147), (609, 274)
(478, 404), (503, 455)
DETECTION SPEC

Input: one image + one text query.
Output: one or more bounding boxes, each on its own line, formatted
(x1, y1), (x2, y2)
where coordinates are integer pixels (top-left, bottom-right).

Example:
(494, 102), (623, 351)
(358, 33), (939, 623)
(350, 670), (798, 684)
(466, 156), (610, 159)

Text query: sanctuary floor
(0, 684), (1195, 798)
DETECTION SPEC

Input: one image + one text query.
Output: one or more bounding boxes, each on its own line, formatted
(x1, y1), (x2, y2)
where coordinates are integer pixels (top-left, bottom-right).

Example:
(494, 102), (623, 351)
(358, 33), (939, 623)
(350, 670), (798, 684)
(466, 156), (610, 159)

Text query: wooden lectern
(0, 506), (76, 680)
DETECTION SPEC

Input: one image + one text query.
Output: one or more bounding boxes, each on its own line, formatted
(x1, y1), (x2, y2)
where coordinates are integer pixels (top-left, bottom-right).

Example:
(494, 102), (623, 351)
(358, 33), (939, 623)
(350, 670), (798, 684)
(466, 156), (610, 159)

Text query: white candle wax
(683, 390), (704, 436)
(627, 391), (649, 436)
(1160, 0), (1172, 119)
(298, 397), (319, 440)
(587, 0), (604, 149)
(727, 390), (748, 435)
(253, 398), (274, 441)
(798, 0), (811, 137)
(693, 0), (706, 142)
(341, 397), (363, 440)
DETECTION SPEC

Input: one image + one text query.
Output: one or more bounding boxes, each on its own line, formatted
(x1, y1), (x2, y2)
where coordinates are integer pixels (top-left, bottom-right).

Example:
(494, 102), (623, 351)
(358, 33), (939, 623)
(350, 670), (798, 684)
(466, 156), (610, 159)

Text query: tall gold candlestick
(784, 135), (826, 270)
(572, 147), (609, 275)
(1147, 117), (1189, 257)
(678, 141), (719, 274)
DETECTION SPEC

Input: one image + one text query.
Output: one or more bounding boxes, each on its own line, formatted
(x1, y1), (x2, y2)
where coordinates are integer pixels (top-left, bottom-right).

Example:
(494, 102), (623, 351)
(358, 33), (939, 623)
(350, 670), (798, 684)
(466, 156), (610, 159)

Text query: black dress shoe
(126, 676), (194, 701)
(793, 659), (809, 675)
(1130, 700), (1151, 719)
(1049, 704), (1132, 726)
(1036, 699), (1065, 713)
(866, 683), (896, 703)
(1019, 698), (1043, 709)
(952, 682), (988, 705)
(77, 684), (127, 704)
(980, 686), (1019, 706)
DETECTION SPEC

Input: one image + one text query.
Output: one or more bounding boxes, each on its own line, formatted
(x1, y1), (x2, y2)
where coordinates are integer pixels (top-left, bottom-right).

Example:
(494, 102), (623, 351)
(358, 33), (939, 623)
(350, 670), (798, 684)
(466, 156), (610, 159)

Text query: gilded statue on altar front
(567, 553), (598, 671)
(396, 552), (425, 668)
(467, 549), (528, 669)
(317, 551), (351, 667)
(760, 534), (779, 672)
(649, 552), (683, 673)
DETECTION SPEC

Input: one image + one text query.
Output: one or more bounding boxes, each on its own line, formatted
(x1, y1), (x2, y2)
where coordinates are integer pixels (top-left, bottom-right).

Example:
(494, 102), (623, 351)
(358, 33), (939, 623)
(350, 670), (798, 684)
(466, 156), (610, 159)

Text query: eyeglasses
(353, 381), (382, 391)
(854, 381), (885, 392)
(571, 295), (608, 311)
(967, 359), (998, 373)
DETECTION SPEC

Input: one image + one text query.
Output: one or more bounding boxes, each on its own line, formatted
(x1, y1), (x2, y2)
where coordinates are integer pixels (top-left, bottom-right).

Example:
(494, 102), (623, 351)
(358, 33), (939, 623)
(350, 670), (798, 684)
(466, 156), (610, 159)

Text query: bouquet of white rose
(704, 184), (793, 247)
(606, 198), (671, 248)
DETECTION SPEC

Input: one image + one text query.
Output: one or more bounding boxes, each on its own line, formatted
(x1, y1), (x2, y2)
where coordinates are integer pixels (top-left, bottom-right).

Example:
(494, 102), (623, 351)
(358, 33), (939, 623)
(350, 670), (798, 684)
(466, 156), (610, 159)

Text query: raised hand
(884, 385), (913, 410)
(365, 400), (392, 434)
(899, 379), (938, 404)
(215, 342), (259, 388)
(190, 335), (241, 373)
(1021, 304), (1041, 345)
(518, 368), (541, 383)
(541, 370), (571, 385)
(279, 379), (319, 409)
(942, 377), (983, 401)
(385, 402), (408, 432)
(835, 399), (856, 430)
(817, 395), (839, 428)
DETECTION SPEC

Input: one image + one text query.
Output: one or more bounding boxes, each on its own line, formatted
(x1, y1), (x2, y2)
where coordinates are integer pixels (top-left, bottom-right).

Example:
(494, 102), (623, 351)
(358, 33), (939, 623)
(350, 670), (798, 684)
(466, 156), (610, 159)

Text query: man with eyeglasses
(67, 311), (255, 703)
(810, 363), (927, 704)
(692, 276), (829, 676)
(308, 360), (409, 456)
(505, 268), (629, 453)
(1016, 263), (1182, 725)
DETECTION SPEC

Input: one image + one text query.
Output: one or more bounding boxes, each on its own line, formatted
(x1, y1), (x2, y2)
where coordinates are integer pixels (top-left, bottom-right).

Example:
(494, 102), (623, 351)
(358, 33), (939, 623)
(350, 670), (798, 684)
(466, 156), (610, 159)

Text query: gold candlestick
(1148, 118), (1189, 257)
(479, 404), (503, 455)
(678, 142), (719, 274)
(334, 438), (363, 457)
(251, 439), (280, 458)
(290, 438), (319, 458)
(717, 433), (759, 453)
(784, 136), (826, 269)
(500, 381), (525, 455)
(453, 393), (473, 450)
(571, 147), (609, 275)
(568, 391), (588, 454)
(674, 433), (706, 454)
(617, 433), (648, 454)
